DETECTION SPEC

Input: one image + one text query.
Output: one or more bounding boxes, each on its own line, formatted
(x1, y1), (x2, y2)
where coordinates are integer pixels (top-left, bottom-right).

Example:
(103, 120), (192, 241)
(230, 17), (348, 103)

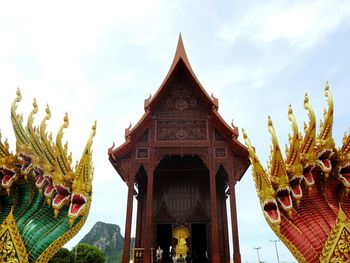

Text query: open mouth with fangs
(18, 154), (32, 174)
(303, 167), (315, 186)
(276, 188), (293, 211)
(263, 199), (281, 224)
(316, 149), (333, 173)
(1, 168), (17, 187)
(35, 174), (46, 188)
(52, 185), (71, 208)
(289, 177), (303, 199)
(34, 168), (46, 189)
(44, 175), (55, 198)
(68, 193), (87, 218)
(44, 183), (55, 198)
(339, 163), (350, 187)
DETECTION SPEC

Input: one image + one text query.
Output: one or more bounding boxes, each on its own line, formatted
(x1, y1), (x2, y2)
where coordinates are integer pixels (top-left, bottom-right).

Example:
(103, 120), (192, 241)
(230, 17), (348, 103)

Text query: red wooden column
(209, 169), (220, 263)
(228, 178), (241, 263)
(122, 172), (135, 263)
(221, 193), (230, 262)
(143, 166), (154, 263)
(135, 195), (142, 248)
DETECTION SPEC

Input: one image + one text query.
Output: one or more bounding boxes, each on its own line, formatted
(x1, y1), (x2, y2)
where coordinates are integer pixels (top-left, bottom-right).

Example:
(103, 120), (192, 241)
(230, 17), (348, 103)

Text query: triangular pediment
(187, 202), (209, 222)
(146, 34), (217, 113)
(153, 202), (174, 222)
(154, 62), (209, 117)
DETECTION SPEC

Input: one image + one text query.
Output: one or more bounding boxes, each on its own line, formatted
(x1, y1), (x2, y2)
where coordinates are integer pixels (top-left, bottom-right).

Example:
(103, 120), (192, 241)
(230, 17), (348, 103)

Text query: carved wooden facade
(108, 35), (250, 263)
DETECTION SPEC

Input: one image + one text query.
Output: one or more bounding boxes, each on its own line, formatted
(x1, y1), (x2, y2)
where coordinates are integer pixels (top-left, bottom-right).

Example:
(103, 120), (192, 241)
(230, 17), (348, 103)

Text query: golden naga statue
(0, 89), (96, 262)
(243, 82), (350, 262)
(173, 225), (189, 258)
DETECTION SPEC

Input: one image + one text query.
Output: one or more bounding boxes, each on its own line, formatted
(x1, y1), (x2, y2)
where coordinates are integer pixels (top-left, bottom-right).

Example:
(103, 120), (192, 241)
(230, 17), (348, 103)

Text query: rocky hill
(79, 221), (134, 263)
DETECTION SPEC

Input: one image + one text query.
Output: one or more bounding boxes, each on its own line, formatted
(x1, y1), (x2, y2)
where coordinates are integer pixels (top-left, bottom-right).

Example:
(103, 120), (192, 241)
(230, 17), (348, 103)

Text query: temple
(108, 35), (250, 263)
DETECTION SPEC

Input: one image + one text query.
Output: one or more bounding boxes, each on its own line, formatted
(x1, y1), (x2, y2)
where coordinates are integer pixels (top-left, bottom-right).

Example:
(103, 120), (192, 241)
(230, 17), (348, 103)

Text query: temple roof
(108, 35), (249, 179)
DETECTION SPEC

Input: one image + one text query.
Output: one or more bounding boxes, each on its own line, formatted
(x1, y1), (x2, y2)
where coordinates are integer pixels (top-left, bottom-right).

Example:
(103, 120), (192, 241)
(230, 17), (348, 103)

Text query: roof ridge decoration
(0, 88), (96, 262)
(243, 82), (350, 262)
(146, 34), (218, 111)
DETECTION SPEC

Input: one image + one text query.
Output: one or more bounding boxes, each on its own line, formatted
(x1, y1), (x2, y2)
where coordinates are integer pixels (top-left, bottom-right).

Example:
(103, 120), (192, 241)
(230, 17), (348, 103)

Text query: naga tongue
(342, 173), (350, 183)
(36, 175), (45, 187)
(2, 175), (13, 186)
(53, 194), (68, 206)
(44, 185), (55, 196)
(322, 159), (331, 168)
(267, 209), (279, 221)
(292, 185), (302, 196)
(279, 195), (291, 208)
(70, 203), (82, 215)
(304, 170), (314, 185)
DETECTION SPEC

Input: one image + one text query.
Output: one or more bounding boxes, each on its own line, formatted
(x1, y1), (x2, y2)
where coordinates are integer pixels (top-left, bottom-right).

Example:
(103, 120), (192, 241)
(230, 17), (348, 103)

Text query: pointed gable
(145, 34), (218, 112)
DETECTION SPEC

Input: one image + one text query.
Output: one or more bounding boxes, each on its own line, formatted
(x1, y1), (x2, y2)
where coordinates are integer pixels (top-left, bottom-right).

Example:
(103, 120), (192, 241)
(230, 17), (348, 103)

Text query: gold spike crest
(285, 105), (303, 176)
(300, 93), (316, 165)
(267, 116), (289, 188)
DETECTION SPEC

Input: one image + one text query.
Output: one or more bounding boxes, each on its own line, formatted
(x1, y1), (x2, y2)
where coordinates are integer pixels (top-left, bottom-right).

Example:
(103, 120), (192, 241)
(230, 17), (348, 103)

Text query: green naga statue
(0, 89), (96, 262)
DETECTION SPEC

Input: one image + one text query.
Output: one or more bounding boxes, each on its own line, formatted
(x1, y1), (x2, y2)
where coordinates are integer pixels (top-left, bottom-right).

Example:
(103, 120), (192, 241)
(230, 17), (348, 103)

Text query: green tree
(49, 248), (74, 263)
(73, 243), (105, 263)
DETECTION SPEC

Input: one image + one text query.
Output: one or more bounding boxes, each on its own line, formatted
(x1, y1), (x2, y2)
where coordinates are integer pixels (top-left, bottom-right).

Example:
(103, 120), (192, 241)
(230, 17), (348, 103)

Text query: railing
(133, 248), (154, 263)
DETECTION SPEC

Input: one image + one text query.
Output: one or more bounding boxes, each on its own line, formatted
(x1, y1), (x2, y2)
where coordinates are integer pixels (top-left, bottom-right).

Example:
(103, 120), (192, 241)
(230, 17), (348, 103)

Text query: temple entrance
(156, 224), (172, 262)
(191, 223), (208, 263)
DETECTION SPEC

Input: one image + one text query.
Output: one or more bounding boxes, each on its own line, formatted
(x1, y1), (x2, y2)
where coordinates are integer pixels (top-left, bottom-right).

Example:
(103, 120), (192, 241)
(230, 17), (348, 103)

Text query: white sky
(1, 1), (350, 262)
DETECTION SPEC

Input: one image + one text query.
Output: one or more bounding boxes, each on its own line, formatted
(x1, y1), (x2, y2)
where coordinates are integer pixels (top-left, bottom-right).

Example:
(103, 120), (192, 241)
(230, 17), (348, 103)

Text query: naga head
(243, 129), (281, 226)
(51, 113), (73, 217)
(285, 105), (304, 203)
(0, 154), (21, 194)
(314, 82), (335, 178)
(335, 131), (350, 189)
(68, 121), (96, 226)
(300, 93), (317, 188)
(267, 117), (293, 214)
(1, 89), (34, 192)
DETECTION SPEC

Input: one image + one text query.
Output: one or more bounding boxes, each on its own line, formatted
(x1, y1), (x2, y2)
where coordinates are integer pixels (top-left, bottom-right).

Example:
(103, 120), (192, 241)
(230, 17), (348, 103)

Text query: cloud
(218, 0), (350, 49)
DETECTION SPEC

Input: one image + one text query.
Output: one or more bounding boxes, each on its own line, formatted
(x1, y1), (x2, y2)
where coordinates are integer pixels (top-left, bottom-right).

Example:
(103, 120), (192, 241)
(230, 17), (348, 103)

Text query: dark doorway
(191, 223), (208, 263)
(156, 223), (172, 262)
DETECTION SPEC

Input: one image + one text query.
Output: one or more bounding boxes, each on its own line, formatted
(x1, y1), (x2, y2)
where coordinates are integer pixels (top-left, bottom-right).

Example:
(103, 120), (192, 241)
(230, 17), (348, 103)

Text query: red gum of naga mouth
(1, 169), (16, 187)
(44, 184), (55, 197)
(317, 150), (333, 171)
(35, 175), (46, 188)
(339, 165), (350, 186)
(52, 185), (71, 207)
(303, 167), (315, 186)
(263, 200), (280, 223)
(289, 177), (303, 198)
(69, 194), (86, 217)
(276, 188), (292, 210)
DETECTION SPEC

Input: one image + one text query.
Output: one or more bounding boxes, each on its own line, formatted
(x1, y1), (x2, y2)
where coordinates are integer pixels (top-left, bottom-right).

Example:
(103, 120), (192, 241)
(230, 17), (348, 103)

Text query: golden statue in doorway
(173, 225), (189, 258)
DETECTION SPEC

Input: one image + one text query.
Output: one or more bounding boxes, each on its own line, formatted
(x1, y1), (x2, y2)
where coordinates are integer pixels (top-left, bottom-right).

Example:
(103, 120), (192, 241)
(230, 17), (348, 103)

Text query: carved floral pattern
(157, 120), (207, 141)
(137, 148), (149, 159)
(329, 228), (350, 263)
(155, 73), (207, 115)
(0, 230), (19, 263)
